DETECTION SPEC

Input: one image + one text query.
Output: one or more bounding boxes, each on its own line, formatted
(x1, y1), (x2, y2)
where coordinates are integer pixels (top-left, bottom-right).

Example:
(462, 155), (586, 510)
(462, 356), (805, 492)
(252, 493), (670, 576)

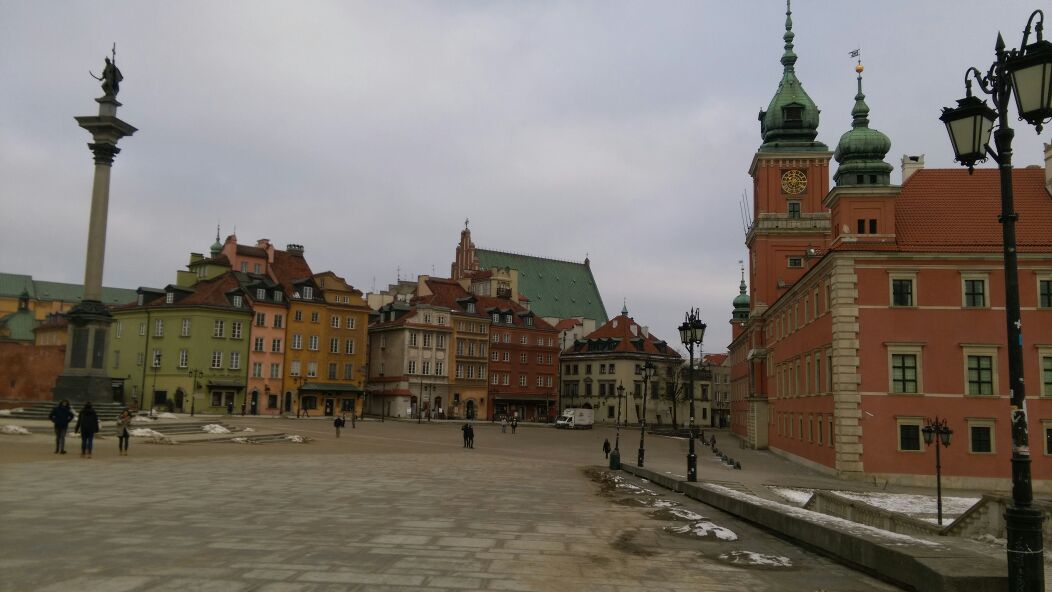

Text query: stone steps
(6, 402), (127, 422)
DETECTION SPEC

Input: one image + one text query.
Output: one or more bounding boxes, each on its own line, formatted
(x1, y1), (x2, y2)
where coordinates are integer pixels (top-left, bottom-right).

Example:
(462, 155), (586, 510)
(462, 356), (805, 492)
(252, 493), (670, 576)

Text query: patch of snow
(703, 483), (945, 548)
(670, 508), (705, 521)
(0, 408), (23, 415)
(830, 491), (978, 520)
(616, 483), (659, 496)
(769, 487), (814, 507)
(1, 424), (31, 435)
(652, 499), (679, 509)
(155, 412), (178, 419)
(719, 550), (792, 568)
(230, 437), (250, 444)
(129, 428), (165, 438)
(242, 427), (255, 432)
(131, 416), (155, 424)
(285, 434), (305, 443)
(202, 424), (231, 434)
(667, 521), (738, 541)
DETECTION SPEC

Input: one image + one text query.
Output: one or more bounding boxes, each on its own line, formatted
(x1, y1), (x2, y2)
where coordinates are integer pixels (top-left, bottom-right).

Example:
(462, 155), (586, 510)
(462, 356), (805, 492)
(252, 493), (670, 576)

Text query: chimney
(286, 243), (305, 256)
(1044, 143), (1052, 195)
(901, 154), (924, 184)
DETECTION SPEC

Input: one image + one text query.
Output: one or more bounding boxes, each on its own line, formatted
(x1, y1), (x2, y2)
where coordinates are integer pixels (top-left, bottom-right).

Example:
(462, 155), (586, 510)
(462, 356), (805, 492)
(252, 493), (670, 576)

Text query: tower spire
(833, 58), (893, 187)
(781, 0), (797, 71)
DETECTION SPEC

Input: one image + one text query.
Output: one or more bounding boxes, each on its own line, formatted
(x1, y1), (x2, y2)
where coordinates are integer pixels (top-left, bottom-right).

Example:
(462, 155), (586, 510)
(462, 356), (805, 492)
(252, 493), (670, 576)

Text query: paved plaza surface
(0, 418), (910, 591)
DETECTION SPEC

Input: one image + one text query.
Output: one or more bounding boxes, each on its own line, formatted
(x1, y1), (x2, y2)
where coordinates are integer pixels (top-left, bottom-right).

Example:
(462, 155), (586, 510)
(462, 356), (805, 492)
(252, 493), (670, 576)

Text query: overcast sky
(2, 1), (1049, 354)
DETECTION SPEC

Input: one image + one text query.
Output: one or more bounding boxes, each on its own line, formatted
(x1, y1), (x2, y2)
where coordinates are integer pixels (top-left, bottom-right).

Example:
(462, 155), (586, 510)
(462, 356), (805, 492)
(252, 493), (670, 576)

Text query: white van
(555, 408), (594, 429)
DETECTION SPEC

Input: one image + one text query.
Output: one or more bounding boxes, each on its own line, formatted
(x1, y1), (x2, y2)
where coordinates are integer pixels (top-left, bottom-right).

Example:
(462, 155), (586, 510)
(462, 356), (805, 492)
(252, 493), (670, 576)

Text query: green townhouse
(109, 271), (252, 413)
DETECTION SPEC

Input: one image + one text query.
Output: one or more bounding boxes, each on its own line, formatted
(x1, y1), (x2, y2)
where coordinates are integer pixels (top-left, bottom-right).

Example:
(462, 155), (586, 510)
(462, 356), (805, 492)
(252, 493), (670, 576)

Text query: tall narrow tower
(747, 0), (832, 311)
(52, 51), (137, 405)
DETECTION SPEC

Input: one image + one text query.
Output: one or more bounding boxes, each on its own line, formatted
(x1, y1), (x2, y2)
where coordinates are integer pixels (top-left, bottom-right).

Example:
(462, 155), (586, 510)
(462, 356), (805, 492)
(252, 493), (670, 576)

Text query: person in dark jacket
(73, 401), (100, 458)
(48, 399), (75, 454)
(602, 438), (611, 459)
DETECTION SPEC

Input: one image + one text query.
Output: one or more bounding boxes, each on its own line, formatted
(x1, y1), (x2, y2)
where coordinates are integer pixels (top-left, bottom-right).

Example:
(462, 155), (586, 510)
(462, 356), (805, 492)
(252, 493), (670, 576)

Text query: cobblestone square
(0, 420), (902, 591)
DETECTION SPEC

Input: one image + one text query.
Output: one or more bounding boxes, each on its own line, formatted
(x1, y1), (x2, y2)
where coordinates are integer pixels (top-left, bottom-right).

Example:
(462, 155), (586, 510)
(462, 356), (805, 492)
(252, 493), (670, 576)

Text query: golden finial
(855, 62), (864, 74)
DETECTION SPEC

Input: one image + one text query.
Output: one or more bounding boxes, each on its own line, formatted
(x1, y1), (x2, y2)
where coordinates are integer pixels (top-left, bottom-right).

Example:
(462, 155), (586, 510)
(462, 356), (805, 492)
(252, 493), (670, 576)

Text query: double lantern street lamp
(637, 360), (656, 468)
(921, 417), (953, 526)
(939, 10), (1051, 591)
(678, 308), (707, 483)
(609, 382), (626, 469)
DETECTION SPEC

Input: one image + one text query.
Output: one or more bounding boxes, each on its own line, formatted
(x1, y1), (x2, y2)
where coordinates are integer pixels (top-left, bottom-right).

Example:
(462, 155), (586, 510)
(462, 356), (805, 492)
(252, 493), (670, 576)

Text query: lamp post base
(637, 447), (645, 467)
(609, 449), (621, 470)
(1005, 505), (1045, 592)
(687, 452), (697, 482)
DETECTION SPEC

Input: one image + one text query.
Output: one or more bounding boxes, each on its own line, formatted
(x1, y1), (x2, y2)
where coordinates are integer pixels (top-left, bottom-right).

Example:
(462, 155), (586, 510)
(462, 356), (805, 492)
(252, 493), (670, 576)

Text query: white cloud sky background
(2, 0), (1049, 353)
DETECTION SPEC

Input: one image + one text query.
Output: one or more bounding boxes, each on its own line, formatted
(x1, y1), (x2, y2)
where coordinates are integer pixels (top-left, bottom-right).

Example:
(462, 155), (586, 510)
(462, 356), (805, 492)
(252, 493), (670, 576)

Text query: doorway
(324, 398), (335, 416)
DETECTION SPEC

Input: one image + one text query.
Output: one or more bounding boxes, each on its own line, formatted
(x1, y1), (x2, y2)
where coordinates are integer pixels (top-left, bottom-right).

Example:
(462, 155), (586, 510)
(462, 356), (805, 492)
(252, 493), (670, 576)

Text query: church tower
(747, 0), (833, 311)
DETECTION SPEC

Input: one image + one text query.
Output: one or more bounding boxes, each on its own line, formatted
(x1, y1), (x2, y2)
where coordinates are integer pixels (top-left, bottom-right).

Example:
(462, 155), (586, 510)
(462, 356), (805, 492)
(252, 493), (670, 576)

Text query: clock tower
(746, 0), (832, 311)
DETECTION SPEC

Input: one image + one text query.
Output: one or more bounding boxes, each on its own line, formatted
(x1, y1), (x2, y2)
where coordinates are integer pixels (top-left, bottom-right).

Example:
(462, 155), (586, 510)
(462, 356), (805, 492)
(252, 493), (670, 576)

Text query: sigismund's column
(52, 50), (137, 405)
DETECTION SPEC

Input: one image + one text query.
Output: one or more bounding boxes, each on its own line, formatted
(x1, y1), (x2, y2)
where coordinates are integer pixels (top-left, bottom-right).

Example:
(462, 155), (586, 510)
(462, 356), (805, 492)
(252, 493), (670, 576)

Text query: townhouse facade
(560, 307), (682, 426)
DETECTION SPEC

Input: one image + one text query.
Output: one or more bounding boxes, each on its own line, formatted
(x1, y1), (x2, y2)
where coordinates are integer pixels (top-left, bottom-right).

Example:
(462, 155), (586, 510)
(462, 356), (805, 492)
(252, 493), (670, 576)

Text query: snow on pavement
(667, 520), (739, 541)
(1, 425), (31, 435)
(719, 550), (792, 568)
(830, 490), (978, 519)
(769, 487), (814, 506)
(703, 483), (945, 548)
(202, 424), (231, 434)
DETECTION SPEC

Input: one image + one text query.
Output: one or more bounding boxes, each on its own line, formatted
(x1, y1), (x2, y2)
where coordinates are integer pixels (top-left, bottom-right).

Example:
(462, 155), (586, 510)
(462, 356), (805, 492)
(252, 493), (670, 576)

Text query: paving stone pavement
(0, 434), (904, 592)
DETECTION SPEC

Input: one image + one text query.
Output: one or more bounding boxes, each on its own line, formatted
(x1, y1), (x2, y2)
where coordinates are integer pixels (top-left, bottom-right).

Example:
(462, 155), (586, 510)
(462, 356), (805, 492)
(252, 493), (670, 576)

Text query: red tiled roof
(574, 314), (680, 358)
(553, 318), (583, 331)
(474, 295), (557, 331)
(270, 250), (314, 294)
(236, 245), (268, 258)
(895, 168), (1052, 252)
(703, 353), (728, 365)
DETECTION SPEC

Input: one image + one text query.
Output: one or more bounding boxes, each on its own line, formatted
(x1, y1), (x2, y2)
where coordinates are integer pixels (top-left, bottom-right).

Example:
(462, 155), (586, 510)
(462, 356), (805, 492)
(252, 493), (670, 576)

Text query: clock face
(781, 169), (807, 195)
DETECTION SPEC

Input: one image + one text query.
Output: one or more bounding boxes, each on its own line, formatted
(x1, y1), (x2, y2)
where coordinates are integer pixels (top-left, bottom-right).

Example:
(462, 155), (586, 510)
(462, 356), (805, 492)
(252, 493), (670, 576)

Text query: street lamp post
(679, 309), (707, 482)
(637, 361), (655, 467)
(921, 417), (954, 526)
(940, 11), (1051, 591)
(150, 351), (162, 415)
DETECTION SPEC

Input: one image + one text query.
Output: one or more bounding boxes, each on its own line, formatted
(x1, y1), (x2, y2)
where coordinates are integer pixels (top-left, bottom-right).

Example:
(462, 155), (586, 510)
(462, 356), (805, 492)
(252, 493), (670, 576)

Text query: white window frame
(211, 351), (222, 369)
(963, 345), (999, 396)
(213, 320), (225, 338)
(887, 343), (924, 394)
(229, 351), (241, 370)
(961, 273), (990, 308)
(154, 319), (164, 337)
(966, 418), (996, 455)
(896, 417), (923, 452)
(331, 315), (340, 329)
(231, 321), (243, 339)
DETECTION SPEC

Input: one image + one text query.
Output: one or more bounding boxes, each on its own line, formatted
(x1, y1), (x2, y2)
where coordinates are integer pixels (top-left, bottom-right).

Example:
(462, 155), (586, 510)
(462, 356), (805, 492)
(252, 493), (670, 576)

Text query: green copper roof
(0, 273), (137, 305)
(732, 269), (749, 322)
(475, 250), (608, 323)
(0, 309), (36, 341)
(758, 1), (827, 152)
(833, 68), (893, 186)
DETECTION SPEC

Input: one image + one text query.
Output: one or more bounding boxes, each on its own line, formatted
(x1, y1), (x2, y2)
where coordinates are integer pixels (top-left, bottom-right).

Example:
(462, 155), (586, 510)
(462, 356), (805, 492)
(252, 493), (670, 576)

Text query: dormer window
(503, 314), (513, 324)
(256, 288), (265, 300)
(784, 105), (803, 126)
(232, 295), (243, 308)
(165, 292), (174, 304)
(274, 292), (282, 303)
(492, 312), (500, 323)
(302, 286), (313, 300)
(525, 316), (534, 327)
(466, 302), (476, 313)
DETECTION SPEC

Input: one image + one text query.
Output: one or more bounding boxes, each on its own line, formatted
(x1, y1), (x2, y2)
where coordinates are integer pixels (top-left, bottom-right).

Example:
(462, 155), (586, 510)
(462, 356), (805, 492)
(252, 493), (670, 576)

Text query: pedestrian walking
(227, 401), (234, 415)
(350, 411), (357, 429)
(48, 399), (74, 454)
(334, 415), (345, 438)
(73, 401), (100, 458)
(466, 424), (475, 449)
(501, 417), (508, 433)
(116, 408), (132, 456)
(602, 438), (611, 459)
(461, 423), (471, 448)
(511, 417), (518, 434)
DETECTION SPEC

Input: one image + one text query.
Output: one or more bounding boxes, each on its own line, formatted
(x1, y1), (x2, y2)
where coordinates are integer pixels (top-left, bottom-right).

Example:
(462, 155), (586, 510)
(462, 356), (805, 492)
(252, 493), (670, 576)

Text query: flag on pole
(849, 48), (860, 58)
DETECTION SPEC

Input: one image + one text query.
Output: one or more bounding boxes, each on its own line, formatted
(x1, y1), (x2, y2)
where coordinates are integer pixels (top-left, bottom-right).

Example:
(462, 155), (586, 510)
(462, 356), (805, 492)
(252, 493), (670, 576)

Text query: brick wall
(0, 342), (64, 405)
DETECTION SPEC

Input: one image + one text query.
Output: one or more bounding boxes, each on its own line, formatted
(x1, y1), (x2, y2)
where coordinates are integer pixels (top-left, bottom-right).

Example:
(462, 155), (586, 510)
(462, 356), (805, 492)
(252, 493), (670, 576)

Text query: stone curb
(620, 464), (1007, 592)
